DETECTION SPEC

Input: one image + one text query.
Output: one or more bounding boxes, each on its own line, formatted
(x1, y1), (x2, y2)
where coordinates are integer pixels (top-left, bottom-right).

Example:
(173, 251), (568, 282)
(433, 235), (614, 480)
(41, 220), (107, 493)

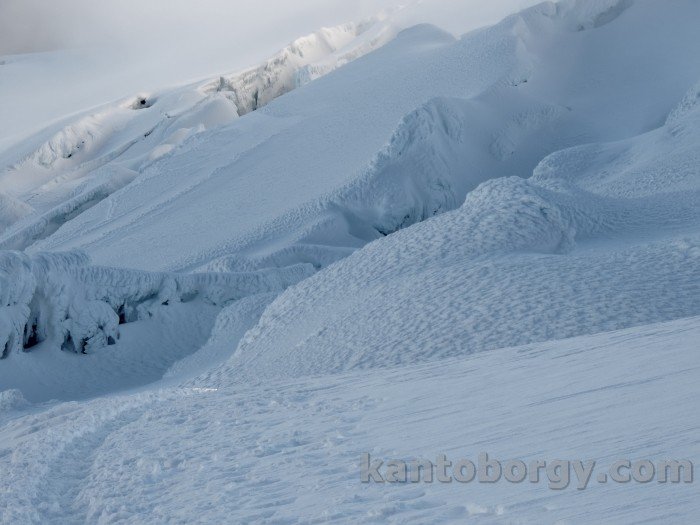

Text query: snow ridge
(225, 93), (700, 380)
(0, 250), (313, 360)
(202, 19), (398, 115)
(0, 17), (398, 246)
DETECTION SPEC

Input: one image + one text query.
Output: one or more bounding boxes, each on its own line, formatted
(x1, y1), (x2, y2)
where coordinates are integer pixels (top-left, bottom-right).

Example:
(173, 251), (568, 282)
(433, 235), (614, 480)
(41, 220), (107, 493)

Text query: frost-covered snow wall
(0, 250), (313, 358)
(201, 20), (397, 115)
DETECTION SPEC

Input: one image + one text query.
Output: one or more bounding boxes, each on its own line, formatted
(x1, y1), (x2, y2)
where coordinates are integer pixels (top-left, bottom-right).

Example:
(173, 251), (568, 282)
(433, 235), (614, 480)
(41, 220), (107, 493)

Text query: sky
(0, 0), (539, 150)
(0, 0), (397, 58)
(0, 0), (540, 60)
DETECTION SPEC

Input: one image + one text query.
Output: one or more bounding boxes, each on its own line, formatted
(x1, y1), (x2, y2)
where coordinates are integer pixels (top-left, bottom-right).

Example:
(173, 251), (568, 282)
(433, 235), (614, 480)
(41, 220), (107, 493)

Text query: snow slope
(227, 79), (700, 380)
(6, 0), (699, 274)
(1, 316), (699, 523)
(0, 250), (311, 401)
(1, 0), (700, 522)
(0, 16), (398, 247)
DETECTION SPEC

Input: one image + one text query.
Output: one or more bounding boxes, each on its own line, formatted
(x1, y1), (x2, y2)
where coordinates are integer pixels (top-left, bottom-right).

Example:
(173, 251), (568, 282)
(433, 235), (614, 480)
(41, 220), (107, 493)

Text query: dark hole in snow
(62, 333), (75, 353)
(107, 336), (116, 346)
(252, 90), (260, 110)
(1, 340), (9, 359)
(117, 304), (127, 324)
(131, 96), (156, 110)
(24, 323), (39, 350)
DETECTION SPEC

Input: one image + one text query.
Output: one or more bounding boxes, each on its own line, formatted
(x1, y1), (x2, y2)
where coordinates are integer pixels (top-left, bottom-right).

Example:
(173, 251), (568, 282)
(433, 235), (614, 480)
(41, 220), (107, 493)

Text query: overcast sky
(0, 0), (397, 57)
(0, 0), (538, 149)
(0, 0), (539, 57)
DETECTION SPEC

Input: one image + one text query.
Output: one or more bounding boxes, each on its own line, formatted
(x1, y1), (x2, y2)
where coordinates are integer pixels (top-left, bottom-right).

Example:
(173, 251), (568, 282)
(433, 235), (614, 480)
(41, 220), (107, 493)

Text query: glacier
(1, 0), (699, 522)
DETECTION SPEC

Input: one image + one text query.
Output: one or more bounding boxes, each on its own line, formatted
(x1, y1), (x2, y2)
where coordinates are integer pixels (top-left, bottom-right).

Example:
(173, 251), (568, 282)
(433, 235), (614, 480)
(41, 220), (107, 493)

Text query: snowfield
(1, 0), (699, 522)
(229, 87), (700, 380)
(2, 317), (699, 523)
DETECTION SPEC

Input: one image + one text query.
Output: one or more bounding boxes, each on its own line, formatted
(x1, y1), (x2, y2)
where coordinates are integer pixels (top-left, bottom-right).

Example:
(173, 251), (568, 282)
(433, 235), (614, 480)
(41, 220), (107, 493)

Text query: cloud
(0, 0), (541, 57)
(0, 0), (395, 55)
(0, 0), (541, 149)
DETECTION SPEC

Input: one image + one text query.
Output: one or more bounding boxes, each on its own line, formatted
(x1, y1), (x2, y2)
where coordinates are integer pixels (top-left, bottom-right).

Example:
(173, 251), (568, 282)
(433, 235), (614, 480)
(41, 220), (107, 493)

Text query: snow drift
(1, 0), (700, 523)
(0, 16), (398, 246)
(0, 250), (313, 359)
(227, 83), (700, 380)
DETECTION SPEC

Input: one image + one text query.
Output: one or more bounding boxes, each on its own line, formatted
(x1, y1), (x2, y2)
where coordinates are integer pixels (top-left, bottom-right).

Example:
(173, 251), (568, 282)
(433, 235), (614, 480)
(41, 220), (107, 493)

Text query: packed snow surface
(1, 0), (700, 522)
(2, 317), (699, 523)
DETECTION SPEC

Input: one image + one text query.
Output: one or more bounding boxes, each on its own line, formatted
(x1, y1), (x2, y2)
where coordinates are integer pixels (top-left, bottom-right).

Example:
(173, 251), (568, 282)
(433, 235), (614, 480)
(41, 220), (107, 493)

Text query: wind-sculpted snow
(1, 0), (699, 384)
(19, 0), (700, 274)
(227, 98), (700, 380)
(0, 166), (138, 250)
(666, 80), (700, 127)
(535, 81), (700, 200)
(2, 1), (700, 522)
(201, 19), (398, 115)
(0, 250), (313, 361)
(0, 17), (397, 245)
(554, 0), (634, 31)
(326, 94), (571, 237)
(0, 192), (33, 234)
(0, 0), (698, 380)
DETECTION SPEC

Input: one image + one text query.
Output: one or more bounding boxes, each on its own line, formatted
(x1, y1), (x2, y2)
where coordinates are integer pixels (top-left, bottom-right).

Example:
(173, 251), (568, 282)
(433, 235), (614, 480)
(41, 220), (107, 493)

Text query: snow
(227, 84), (700, 379)
(0, 16), (397, 249)
(0, 250), (313, 400)
(1, 0), (700, 522)
(1, 316), (699, 522)
(9, 0), (698, 275)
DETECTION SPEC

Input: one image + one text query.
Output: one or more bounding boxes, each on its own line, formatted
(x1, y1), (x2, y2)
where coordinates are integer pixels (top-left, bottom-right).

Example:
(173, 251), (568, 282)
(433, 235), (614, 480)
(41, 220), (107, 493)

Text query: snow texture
(1, 0), (700, 522)
(1, 316), (699, 523)
(0, 250), (312, 359)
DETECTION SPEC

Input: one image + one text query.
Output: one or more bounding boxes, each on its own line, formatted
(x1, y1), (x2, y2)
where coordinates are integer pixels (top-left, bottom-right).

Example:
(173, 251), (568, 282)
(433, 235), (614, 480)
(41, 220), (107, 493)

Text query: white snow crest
(201, 18), (397, 115)
(0, 250), (314, 359)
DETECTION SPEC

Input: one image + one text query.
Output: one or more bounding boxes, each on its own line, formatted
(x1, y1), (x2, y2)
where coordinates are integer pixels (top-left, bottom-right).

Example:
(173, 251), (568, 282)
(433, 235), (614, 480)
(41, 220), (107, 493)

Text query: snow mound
(226, 89), (700, 380)
(21, 0), (700, 275)
(28, 113), (105, 169)
(327, 94), (570, 237)
(0, 389), (28, 413)
(535, 83), (700, 199)
(0, 250), (314, 360)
